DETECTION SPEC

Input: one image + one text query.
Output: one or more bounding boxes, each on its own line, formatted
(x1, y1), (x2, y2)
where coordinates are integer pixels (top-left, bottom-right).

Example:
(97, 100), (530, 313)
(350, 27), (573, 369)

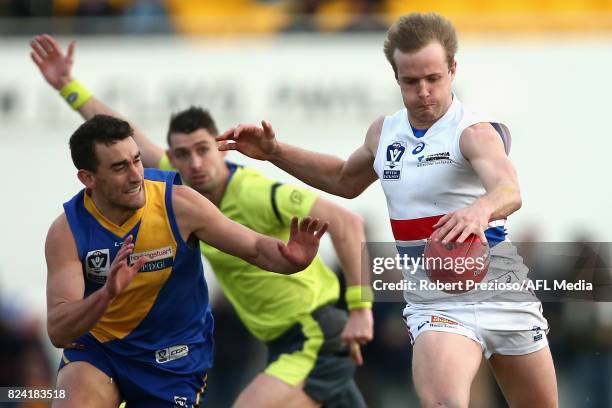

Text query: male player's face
(92, 137), (145, 210)
(394, 41), (456, 128)
(168, 129), (226, 194)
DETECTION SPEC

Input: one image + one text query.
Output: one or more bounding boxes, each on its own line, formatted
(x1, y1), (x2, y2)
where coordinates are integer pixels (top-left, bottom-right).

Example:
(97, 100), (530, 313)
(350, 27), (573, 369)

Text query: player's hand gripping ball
(423, 233), (490, 293)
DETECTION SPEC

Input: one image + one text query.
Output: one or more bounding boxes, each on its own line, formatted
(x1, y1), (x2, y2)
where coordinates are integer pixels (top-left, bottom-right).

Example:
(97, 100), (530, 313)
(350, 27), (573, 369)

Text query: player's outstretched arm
(45, 215), (146, 348)
(217, 118), (383, 198)
(433, 123), (522, 243)
(309, 198), (373, 365)
(172, 185), (327, 274)
(30, 34), (165, 168)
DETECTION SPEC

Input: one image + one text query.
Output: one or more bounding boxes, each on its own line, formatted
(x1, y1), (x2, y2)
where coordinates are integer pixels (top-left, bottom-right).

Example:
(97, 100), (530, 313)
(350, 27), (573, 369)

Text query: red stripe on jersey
(390, 215), (444, 241)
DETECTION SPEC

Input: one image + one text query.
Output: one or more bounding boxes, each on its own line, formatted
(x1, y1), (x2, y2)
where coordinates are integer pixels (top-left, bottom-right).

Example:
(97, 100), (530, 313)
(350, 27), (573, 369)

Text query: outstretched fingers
(289, 216), (299, 237)
(113, 246), (133, 267)
(30, 37), (47, 59)
(131, 255), (148, 273)
(233, 123), (253, 139)
(315, 222), (329, 239)
(261, 120), (274, 136)
(217, 127), (236, 142)
(42, 34), (62, 55)
(66, 40), (76, 60)
(306, 218), (319, 234)
(290, 217), (329, 239)
(217, 141), (237, 152)
(38, 34), (56, 55)
(113, 235), (135, 263)
(298, 216), (312, 232)
(433, 213), (450, 229)
(38, 34), (57, 54)
(30, 51), (43, 67)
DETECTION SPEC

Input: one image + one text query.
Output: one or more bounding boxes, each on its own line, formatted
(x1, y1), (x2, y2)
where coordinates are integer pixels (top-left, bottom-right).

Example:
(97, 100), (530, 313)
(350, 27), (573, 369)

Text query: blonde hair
(383, 13), (458, 77)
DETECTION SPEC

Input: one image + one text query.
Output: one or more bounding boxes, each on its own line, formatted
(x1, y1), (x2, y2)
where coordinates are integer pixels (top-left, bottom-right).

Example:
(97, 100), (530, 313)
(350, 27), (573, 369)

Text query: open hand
(30, 34), (75, 90)
(217, 120), (279, 161)
(433, 204), (491, 243)
(278, 217), (328, 269)
(103, 235), (147, 299)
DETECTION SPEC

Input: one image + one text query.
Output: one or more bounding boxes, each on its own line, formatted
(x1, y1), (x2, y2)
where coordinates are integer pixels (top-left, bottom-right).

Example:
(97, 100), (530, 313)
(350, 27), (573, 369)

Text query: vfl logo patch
(130, 246), (174, 272)
(156, 344), (189, 363)
(85, 249), (110, 284)
(383, 141), (406, 180)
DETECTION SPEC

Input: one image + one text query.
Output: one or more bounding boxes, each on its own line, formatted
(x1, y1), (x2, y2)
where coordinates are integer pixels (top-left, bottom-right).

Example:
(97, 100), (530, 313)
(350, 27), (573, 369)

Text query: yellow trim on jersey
(194, 373), (208, 407)
(83, 191), (144, 237)
(89, 179), (177, 342)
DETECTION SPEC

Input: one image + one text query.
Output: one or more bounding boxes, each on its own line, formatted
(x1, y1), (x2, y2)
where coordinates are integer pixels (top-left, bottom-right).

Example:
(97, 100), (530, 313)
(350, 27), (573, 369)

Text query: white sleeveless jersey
(373, 96), (533, 303)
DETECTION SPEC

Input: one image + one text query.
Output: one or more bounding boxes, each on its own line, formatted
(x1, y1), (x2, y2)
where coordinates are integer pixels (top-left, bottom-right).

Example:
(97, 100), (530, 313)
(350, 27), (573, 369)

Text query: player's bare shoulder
(46, 213), (71, 246)
(364, 115), (386, 155)
(171, 185), (210, 218)
(459, 122), (505, 160)
(45, 213), (78, 260)
(171, 184), (221, 238)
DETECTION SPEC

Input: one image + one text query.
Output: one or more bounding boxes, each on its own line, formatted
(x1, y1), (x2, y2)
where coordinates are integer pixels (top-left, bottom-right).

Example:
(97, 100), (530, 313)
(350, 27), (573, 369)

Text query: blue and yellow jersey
(62, 169), (214, 371)
(159, 158), (340, 341)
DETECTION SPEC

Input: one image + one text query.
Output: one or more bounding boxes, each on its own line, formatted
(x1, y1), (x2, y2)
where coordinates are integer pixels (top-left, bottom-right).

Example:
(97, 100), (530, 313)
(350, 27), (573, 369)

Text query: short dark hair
(167, 106), (219, 146)
(69, 114), (134, 172)
(383, 13), (458, 78)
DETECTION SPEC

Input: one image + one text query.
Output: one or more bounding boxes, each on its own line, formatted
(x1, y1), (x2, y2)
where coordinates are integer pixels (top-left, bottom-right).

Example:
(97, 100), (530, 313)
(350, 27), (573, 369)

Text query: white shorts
(403, 302), (549, 359)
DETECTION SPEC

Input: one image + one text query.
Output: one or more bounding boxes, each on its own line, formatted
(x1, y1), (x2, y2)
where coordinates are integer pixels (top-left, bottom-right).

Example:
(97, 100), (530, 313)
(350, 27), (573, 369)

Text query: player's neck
(89, 191), (139, 226)
(198, 166), (230, 207)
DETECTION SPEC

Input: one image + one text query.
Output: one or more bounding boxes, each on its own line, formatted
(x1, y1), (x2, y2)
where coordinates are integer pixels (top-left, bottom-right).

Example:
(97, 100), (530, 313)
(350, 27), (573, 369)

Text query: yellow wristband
(345, 285), (373, 310)
(59, 79), (92, 110)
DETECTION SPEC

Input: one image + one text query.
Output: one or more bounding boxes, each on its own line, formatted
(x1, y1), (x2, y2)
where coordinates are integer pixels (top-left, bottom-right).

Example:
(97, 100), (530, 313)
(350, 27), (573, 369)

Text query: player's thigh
(233, 373), (320, 408)
(53, 361), (121, 408)
(412, 331), (483, 408)
(489, 346), (558, 408)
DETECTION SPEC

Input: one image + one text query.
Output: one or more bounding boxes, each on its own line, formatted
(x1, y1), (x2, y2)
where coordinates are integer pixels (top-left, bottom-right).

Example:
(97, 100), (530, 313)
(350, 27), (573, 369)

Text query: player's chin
(121, 194), (145, 210)
(189, 181), (208, 193)
(420, 108), (438, 120)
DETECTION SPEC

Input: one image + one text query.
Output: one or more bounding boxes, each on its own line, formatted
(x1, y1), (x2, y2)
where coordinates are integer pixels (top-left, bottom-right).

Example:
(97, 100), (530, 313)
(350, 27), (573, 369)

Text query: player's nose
(190, 152), (204, 170)
(417, 81), (429, 97)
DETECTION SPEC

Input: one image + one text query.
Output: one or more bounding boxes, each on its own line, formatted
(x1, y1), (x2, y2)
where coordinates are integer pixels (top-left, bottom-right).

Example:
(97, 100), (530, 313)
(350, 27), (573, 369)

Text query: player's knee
(417, 387), (469, 408)
(419, 397), (467, 408)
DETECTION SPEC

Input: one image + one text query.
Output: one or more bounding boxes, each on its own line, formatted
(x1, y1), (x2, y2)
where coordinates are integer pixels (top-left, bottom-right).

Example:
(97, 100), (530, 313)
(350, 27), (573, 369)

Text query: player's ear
(449, 60), (457, 80)
(166, 149), (176, 167)
(77, 169), (95, 189)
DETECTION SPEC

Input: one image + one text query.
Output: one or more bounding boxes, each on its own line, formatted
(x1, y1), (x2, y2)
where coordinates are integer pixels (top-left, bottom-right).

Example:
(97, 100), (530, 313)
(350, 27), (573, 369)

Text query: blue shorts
(59, 334), (209, 408)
